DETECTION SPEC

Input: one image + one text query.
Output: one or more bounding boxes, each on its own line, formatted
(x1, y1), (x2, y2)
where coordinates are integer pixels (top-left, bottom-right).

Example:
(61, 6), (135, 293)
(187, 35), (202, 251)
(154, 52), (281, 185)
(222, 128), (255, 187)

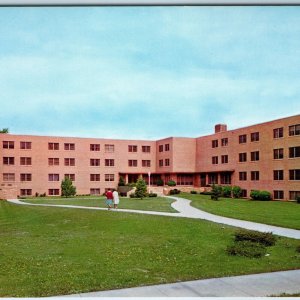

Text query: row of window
(158, 144), (170, 152)
(238, 170), (300, 181)
(159, 159), (170, 167)
(19, 188), (111, 196)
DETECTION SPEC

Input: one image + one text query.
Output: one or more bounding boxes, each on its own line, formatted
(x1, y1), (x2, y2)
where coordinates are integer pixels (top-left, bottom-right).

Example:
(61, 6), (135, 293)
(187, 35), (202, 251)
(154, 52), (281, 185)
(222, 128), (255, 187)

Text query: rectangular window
(289, 147), (300, 158)
(239, 153), (247, 162)
(220, 173), (231, 184)
(105, 174), (114, 181)
(212, 156), (218, 164)
(251, 132), (259, 142)
(251, 151), (260, 161)
(20, 189), (32, 196)
(142, 160), (151, 167)
(165, 158), (170, 166)
(221, 155), (228, 164)
(128, 145), (137, 152)
(142, 146), (151, 153)
(105, 159), (115, 167)
(90, 188), (100, 195)
(105, 144), (114, 153)
(20, 141), (32, 149)
(48, 174), (60, 181)
(241, 189), (247, 198)
(64, 174), (75, 181)
(90, 174), (100, 181)
(212, 140), (218, 148)
(20, 173), (32, 182)
(251, 171), (260, 181)
(289, 124), (300, 136)
(64, 158), (75, 166)
(289, 169), (300, 180)
(3, 157), (15, 165)
(273, 127), (284, 138)
(239, 134), (247, 144)
(177, 174), (193, 185)
(274, 170), (284, 180)
(165, 144), (170, 151)
(48, 189), (59, 196)
(159, 159), (163, 167)
(20, 157), (32, 166)
(90, 144), (100, 151)
(128, 160), (137, 167)
(221, 138), (228, 147)
(274, 190), (284, 200)
(159, 145), (163, 152)
(208, 173), (218, 184)
(90, 159), (100, 166)
(48, 142), (59, 150)
(239, 172), (247, 181)
(274, 148), (284, 159)
(2, 141), (14, 149)
(48, 158), (59, 166)
(289, 191), (300, 200)
(3, 173), (15, 181)
(64, 143), (75, 150)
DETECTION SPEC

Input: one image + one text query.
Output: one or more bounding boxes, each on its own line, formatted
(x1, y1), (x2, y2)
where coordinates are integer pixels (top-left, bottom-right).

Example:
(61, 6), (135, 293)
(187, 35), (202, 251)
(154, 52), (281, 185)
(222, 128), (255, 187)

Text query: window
(142, 146), (151, 153)
(64, 174), (75, 181)
(251, 132), (259, 142)
(159, 159), (163, 167)
(208, 173), (218, 184)
(212, 140), (218, 148)
(64, 143), (75, 150)
(2, 141), (14, 149)
(105, 174), (114, 181)
(90, 188), (100, 195)
(128, 145), (137, 152)
(90, 174), (100, 181)
(48, 174), (60, 181)
(20, 157), (32, 166)
(48, 142), (59, 150)
(212, 156), (218, 164)
(251, 151), (260, 161)
(239, 134), (247, 144)
(220, 173), (231, 184)
(221, 155), (228, 164)
(105, 144), (114, 153)
(239, 172), (247, 181)
(128, 160), (137, 167)
(165, 158), (170, 166)
(90, 144), (100, 151)
(251, 171), (260, 181)
(239, 153), (247, 162)
(20, 141), (31, 149)
(273, 127), (284, 138)
(241, 189), (247, 198)
(3, 157), (15, 165)
(165, 144), (170, 151)
(177, 174), (193, 185)
(64, 158), (75, 166)
(159, 145), (163, 152)
(274, 190), (284, 200)
(221, 138), (228, 147)
(3, 173), (15, 181)
(289, 169), (300, 180)
(274, 148), (284, 159)
(48, 189), (59, 196)
(105, 159), (115, 167)
(20, 189), (32, 196)
(48, 158), (59, 166)
(289, 124), (300, 136)
(20, 173), (32, 182)
(142, 160), (151, 167)
(90, 159), (100, 166)
(289, 147), (300, 158)
(274, 170), (284, 180)
(290, 191), (300, 200)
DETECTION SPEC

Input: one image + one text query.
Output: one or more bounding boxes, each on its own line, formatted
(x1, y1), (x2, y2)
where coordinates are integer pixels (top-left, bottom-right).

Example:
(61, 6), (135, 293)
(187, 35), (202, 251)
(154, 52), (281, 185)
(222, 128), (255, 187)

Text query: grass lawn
(1, 201), (300, 297)
(21, 196), (178, 213)
(179, 193), (300, 230)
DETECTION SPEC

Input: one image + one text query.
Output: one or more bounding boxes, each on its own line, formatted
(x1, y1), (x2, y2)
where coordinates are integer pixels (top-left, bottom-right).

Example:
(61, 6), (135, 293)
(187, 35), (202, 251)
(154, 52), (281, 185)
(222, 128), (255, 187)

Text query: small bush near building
(222, 186), (232, 198)
(156, 178), (164, 186)
(250, 190), (272, 201)
(232, 186), (242, 198)
(148, 193), (157, 197)
(227, 241), (267, 258)
(296, 196), (300, 204)
(169, 189), (181, 195)
(167, 180), (176, 187)
(234, 229), (276, 246)
(211, 184), (222, 201)
(190, 191), (197, 194)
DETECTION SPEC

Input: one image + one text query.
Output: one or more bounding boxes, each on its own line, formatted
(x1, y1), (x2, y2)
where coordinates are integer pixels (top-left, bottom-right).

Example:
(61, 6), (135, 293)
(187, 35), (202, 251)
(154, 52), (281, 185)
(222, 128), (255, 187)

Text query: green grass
(1, 201), (300, 297)
(179, 193), (300, 230)
(21, 196), (178, 213)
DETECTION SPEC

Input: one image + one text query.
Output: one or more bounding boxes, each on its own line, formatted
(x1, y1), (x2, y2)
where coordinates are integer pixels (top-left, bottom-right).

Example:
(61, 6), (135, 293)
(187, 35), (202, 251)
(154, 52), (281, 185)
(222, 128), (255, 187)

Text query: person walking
(105, 188), (113, 210)
(112, 189), (119, 209)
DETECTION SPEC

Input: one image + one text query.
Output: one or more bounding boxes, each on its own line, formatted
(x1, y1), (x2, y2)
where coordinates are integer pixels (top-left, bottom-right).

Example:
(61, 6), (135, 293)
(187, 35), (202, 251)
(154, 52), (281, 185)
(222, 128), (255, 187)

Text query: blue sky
(0, 6), (299, 140)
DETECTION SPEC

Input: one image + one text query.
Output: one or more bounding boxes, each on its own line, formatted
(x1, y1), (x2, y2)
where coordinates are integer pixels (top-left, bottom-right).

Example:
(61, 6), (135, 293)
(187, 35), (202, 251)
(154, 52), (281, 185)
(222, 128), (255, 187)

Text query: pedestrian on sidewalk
(105, 188), (113, 210)
(112, 189), (119, 209)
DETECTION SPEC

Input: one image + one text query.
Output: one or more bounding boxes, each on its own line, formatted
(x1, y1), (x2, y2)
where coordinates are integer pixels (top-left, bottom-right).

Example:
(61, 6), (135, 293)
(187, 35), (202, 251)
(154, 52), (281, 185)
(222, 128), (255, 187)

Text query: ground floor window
(48, 189), (59, 196)
(90, 188), (100, 195)
(20, 189), (32, 196)
(177, 174), (193, 185)
(241, 189), (247, 198)
(274, 190), (284, 200)
(220, 173), (231, 184)
(208, 173), (218, 184)
(289, 191), (300, 200)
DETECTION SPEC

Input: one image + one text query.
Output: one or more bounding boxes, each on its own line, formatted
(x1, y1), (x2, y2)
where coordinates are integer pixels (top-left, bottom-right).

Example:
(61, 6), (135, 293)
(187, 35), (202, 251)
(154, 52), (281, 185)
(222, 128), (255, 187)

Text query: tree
(118, 176), (126, 186)
(211, 184), (222, 201)
(61, 177), (76, 197)
(0, 128), (9, 133)
(135, 177), (147, 199)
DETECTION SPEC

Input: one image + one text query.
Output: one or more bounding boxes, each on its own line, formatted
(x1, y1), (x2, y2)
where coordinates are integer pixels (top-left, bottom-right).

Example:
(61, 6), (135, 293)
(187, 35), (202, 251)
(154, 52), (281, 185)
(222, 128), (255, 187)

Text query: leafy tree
(0, 128), (9, 133)
(211, 184), (222, 201)
(61, 177), (76, 197)
(135, 177), (147, 199)
(222, 186), (232, 198)
(118, 176), (126, 186)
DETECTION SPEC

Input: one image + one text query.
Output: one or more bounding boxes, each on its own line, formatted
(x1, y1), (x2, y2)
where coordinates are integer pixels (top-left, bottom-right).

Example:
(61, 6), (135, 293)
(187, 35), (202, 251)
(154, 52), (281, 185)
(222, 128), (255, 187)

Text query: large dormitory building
(0, 114), (299, 200)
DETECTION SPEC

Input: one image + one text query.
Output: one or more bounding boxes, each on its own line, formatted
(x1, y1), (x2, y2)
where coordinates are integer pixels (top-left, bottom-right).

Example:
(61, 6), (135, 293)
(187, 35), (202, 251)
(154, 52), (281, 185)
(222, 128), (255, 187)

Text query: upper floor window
(3, 141), (14, 149)
(90, 144), (100, 151)
(90, 159), (100, 166)
(251, 132), (259, 142)
(20, 173), (32, 182)
(3, 157), (14, 165)
(212, 140), (218, 148)
(251, 151), (260, 161)
(221, 138), (228, 147)
(239, 172), (247, 181)
(251, 171), (260, 181)
(128, 145), (137, 152)
(105, 174), (114, 181)
(165, 158), (170, 166)
(274, 170), (284, 181)
(221, 155), (228, 164)
(289, 124), (300, 136)
(289, 146), (300, 158)
(142, 160), (151, 167)
(239, 153), (247, 162)
(65, 174), (75, 181)
(274, 148), (284, 160)
(142, 146), (151, 153)
(90, 174), (100, 181)
(48, 174), (60, 181)
(212, 156), (218, 164)
(159, 145), (163, 152)
(105, 159), (115, 167)
(64, 143), (75, 150)
(3, 173), (15, 181)
(239, 134), (247, 144)
(105, 144), (114, 153)
(289, 169), (300, 180)
(20, 141), (31, 150)
(273, 127), (284, 138)
(48, 142), (59, 150)
(165, 144), (170, 151)
(48, 158), (59, 166)
(64, 158), (75, 166)
(128, 160), (137, 167)
(20, 157), (32, 166)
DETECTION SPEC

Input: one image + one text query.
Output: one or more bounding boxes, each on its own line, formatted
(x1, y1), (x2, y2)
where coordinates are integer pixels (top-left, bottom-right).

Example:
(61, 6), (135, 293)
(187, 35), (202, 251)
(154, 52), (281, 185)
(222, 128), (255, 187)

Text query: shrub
(167, 180), (176, 187)
(35, 192), (39, 197)
(234, 229), (276, 246)
(118, 176), (126, 186)
(135, 177), (147, 199)
(169, 189), (180, 195)
(227, 241), (267, 258)
(296, 196), (300, 204)
(250, 190), (272, 201)
(232, 186), (242, 198)
(61, 177), (76, 198)
(190, 191), (197, 194)
(211, 184), (222, 201)
(156, 178), (164, 186)
(148, 193), (157, 197)
(222, 186), (232, 198)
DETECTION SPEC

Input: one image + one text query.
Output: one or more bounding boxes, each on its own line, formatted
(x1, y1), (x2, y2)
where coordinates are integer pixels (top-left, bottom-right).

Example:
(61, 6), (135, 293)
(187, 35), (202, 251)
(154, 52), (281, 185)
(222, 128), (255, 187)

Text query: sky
(0, 6), (299, 140)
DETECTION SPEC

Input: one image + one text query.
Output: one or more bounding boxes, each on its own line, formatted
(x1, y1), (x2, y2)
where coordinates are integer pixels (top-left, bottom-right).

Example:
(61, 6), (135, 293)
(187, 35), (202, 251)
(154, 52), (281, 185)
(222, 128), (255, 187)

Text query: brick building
(0, 114), (299, 200)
